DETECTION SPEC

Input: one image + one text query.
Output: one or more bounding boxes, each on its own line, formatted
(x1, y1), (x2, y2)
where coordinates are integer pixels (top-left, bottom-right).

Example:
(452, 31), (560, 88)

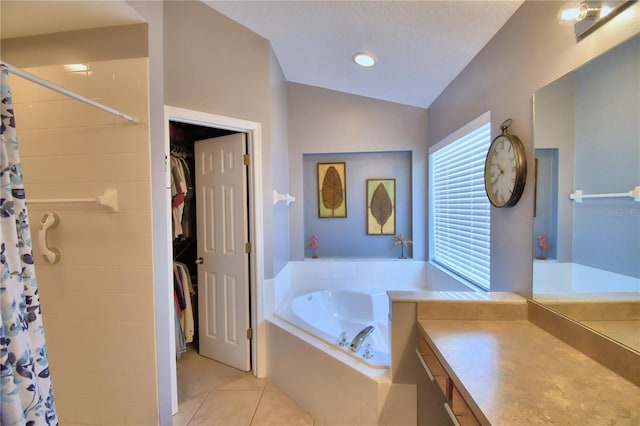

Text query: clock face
(484, 134), (526, 208)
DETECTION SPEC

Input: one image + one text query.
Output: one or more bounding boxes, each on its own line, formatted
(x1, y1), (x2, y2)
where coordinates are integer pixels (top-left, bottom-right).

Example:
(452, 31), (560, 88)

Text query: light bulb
(559, 2), (583, 21)
(353, 52), (376, 67)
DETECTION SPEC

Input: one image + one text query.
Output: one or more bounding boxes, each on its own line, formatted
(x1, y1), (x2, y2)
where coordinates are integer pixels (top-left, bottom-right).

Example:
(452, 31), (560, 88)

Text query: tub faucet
(350, 325), (374, 352)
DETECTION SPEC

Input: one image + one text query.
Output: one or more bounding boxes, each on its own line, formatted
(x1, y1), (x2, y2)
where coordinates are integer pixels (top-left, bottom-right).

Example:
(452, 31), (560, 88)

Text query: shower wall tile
(6, 73), (41, 103)
(14, 99), (94, 129)
(26, 65), (90, 102)
(12, 57), (158, 424)
(99, 400), (127, 425)
(33, 265), (152, 295)
(52, 237), (152, 266)
(21, 152), (150, 183)
(18, 124), (150, 155)
(74, 398), (102, 425)
(87, 59), (148, 100)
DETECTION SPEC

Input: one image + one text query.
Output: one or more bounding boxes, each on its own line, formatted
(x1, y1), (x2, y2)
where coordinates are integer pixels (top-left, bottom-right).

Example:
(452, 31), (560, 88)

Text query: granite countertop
(418, 319), (640, 425)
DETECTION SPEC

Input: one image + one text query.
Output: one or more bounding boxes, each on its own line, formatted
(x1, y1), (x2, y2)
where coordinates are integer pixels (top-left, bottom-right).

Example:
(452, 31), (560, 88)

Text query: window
(429, 114), (491, 290)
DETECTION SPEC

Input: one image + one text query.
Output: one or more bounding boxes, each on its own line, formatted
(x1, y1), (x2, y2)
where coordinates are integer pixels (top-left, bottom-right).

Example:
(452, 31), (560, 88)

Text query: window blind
(430, 123), (491, 290)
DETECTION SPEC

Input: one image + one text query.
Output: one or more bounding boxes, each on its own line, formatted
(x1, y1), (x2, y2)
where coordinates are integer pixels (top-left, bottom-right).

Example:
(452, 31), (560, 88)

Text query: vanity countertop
(418, 318), (640, 425)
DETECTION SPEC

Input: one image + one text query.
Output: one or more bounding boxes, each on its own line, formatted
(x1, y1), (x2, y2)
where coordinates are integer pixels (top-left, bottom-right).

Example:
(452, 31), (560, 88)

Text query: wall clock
(484, 119), (527, 208)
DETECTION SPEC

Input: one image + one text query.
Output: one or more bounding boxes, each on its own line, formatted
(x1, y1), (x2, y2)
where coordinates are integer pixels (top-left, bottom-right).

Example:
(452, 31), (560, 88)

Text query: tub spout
(350, 325), (374, 352)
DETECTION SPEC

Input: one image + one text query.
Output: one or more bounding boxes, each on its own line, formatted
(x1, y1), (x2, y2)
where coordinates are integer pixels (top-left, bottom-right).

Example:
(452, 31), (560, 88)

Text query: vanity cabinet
(417, 335), (452, 399)
(417, 335), (481, 426)
(451, 387), (480, 426)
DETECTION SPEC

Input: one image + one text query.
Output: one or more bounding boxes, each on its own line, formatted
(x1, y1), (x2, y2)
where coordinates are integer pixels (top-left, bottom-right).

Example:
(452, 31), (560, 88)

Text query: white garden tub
(275, 288), (390, 368)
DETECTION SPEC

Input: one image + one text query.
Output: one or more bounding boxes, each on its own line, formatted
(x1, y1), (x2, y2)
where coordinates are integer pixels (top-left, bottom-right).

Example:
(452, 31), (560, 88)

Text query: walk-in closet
(169, 121), (239, 381)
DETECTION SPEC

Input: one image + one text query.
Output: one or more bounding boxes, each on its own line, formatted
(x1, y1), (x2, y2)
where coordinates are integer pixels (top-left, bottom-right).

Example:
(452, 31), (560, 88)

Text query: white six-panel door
(195, 133), (250, 371)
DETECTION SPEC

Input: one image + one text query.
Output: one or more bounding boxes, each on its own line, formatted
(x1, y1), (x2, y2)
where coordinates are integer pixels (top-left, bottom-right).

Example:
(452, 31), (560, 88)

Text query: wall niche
(303, 151), (412, 259)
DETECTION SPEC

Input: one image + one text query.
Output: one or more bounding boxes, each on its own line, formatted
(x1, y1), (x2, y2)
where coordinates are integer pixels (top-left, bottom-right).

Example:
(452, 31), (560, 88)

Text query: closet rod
(1, 62), (140, 124)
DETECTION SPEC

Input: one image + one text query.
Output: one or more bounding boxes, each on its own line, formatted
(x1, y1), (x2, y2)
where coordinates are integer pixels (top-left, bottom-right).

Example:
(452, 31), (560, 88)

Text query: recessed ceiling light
(353, 52), (376, 67)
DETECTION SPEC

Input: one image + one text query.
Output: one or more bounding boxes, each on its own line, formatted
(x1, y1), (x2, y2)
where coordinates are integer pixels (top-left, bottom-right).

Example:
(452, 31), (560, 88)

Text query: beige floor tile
(177, 347), (248, 402)
(251, 391), (314, 426)
(264, 381), (282, 392)
(173, 393), (208, 426)
(176, 345), (317, 426)
(188, 390), (262, 426)
(218, 375), (267, 391)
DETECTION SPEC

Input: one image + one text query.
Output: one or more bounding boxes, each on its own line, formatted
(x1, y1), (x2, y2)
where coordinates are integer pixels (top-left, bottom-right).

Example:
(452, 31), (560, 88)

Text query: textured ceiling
(205, 1), (525, 107)
(1, 0), (525, 108)
(0, 1), (145, 40)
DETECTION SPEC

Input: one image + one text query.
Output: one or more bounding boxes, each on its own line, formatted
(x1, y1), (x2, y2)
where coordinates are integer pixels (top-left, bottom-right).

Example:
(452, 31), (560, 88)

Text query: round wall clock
(484, 119), (527, 208)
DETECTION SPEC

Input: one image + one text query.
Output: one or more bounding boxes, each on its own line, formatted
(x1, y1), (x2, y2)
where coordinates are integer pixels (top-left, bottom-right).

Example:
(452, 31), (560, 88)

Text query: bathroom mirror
(532, 34), (639, 353)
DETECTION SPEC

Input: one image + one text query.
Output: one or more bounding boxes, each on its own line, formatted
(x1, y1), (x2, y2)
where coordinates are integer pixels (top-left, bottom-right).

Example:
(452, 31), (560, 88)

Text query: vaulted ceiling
(1, 0), (525, 108)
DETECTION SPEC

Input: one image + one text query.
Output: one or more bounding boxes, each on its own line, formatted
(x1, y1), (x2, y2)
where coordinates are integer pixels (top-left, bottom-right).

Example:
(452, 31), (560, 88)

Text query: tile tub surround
(271, 261), (476, 321)
(287, 259), (429, 292)
(533, 261), (640, 293)
(418, 319), (640, 425)
(267, 317), (417, 426)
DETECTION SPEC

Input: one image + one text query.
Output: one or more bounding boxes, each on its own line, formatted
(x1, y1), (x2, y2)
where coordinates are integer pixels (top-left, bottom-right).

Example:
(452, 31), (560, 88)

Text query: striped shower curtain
(0, 65), (58, 424)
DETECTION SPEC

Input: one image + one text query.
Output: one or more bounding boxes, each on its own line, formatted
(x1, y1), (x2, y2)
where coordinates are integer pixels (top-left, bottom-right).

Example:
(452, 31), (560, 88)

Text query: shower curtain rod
(1, 62), (140, 124)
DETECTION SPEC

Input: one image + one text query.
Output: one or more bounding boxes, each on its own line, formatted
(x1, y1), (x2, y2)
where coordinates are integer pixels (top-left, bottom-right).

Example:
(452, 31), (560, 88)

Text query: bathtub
(268, 287), (417, 425)
(275, 288), (390, 368)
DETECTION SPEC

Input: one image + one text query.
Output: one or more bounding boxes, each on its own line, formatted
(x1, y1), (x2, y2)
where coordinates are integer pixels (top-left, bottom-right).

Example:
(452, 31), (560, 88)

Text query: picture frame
(366, 178), (395, 235)
(317, 162), (347, 218)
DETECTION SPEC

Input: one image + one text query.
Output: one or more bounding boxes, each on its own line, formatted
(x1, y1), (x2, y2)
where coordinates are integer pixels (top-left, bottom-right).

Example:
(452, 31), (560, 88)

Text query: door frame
(161, 105), (265, 414)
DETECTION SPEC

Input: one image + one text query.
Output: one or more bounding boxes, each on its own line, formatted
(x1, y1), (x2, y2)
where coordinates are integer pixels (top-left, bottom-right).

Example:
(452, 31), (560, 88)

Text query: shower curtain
(0, 66), (58, 424)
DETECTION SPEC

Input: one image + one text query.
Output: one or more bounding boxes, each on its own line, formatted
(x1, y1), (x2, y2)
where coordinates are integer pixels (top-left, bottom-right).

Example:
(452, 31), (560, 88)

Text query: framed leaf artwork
(317, 162), (347, 218)
(367, 179), (395, 235)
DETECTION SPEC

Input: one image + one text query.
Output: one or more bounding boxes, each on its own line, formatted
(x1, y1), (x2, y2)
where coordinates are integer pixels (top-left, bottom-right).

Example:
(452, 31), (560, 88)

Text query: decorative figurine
(537, 234), (550, 260)
(308, 234), (318, 258)
(393, 233), (412, 259)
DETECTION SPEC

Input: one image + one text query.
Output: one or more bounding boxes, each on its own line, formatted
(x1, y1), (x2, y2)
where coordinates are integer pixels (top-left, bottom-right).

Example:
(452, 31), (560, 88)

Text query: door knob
(195, 257), (204, 265)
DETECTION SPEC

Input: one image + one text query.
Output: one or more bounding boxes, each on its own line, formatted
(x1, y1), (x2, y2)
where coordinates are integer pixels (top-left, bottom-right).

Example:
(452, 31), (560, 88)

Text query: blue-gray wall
(534, 72), (576, 263)
(288, 83), (428, 261)
(573, 35), (640, 278)
(303, 151), (412, 258)
(427, 1), (639, 295)
(270, 46), (290, 275)
(533, 149), (559, 260)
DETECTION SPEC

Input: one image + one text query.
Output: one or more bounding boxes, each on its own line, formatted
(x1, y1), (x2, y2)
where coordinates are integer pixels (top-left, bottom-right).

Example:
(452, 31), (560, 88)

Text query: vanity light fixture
(353, 52), (376, 67)
(558, 1), (635, 40)
(559, 2), (599, 22)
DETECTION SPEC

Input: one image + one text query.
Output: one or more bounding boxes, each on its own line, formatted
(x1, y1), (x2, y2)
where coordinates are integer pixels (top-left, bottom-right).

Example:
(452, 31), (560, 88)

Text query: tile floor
(173, 345), (317, 425)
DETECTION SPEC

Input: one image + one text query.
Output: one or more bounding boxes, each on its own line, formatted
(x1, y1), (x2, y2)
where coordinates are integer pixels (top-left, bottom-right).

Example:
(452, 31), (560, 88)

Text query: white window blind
(430, 122), (491, 290)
